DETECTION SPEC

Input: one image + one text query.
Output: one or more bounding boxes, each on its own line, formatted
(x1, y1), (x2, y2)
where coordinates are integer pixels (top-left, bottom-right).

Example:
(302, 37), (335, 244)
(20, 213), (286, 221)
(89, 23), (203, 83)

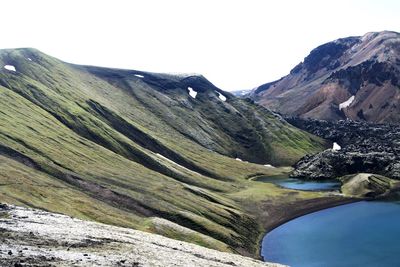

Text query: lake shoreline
(258, 196), (361, 260)
(260, 198), (400, 266)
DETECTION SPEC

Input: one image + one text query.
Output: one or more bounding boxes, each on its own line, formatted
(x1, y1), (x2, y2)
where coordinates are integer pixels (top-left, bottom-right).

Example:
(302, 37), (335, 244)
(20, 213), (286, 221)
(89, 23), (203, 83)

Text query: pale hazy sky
(2, 0), (399, 91)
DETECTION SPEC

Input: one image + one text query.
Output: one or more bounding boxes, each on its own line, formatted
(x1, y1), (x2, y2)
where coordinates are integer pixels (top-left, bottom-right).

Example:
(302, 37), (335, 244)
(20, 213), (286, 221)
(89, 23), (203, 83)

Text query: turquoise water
(256, 176), (341, 191)
(262, 201), (400, 267)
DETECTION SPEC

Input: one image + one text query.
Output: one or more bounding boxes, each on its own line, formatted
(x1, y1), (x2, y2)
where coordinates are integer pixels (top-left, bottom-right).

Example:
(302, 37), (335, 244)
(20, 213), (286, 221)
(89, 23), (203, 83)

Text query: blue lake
(262, 201), (400, 267)
(256, 176), (341, 191)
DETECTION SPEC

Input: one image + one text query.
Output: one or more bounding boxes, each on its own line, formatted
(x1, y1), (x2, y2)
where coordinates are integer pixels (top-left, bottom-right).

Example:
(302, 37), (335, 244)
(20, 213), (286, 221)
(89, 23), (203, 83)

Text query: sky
(2, 0), (399, 91)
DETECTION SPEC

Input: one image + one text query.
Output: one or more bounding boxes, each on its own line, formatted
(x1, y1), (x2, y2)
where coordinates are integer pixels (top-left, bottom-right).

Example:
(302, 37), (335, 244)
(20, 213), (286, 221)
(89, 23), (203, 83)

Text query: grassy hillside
(0, 48), (326, 256)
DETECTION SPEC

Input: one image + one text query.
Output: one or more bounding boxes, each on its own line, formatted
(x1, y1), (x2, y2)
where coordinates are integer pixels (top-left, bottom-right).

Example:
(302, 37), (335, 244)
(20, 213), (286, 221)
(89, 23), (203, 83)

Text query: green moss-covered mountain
(0, 48), (325, 256)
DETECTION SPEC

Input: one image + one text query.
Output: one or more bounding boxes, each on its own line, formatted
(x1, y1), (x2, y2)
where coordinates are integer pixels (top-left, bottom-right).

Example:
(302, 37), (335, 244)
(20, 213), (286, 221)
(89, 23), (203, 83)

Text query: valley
(1, 0), (399, 264)
(1, 33), (400, 266)
(0, 48), (333, 263)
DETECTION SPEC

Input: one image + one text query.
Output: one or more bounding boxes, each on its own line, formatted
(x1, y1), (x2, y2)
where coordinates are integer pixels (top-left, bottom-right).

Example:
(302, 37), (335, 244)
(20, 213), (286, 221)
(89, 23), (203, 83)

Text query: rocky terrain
(288, 117), (400, 180)
(0, 204), (283, 267)
(250, 31), (400, 123)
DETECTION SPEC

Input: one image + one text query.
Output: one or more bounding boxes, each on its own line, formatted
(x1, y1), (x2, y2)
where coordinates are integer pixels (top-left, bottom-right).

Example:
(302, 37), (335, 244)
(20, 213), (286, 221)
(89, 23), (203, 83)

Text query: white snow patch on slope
(167, 72), (200, 78)
(264, 164), (275, 168)
(339, 96), (355, 110)
(216, 91), (226, 102)
(134, 74), (144, 78)
(4, 65), (16, 72)
(156, 153), (200, 175)
(27, 58), (32, 61)
(156, 153), (181, 166)
(332, 142), (341, 151)
(235, 158), (242, 161)
(188, 87), (197, 99)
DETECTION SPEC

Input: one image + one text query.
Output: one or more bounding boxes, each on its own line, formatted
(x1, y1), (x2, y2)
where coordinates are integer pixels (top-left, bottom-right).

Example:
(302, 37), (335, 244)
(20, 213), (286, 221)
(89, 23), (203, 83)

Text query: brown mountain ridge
(251, 31), (400, 123)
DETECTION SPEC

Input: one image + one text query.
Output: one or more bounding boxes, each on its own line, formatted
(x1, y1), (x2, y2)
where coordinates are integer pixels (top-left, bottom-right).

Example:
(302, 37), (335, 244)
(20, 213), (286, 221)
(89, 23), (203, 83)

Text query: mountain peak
(362, 30), (399, 40)
(252, 31), (400, 123)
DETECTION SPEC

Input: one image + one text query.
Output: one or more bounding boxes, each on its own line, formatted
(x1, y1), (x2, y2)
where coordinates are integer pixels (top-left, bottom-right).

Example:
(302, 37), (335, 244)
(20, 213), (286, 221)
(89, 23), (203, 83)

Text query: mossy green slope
(0, 48), (325, 256)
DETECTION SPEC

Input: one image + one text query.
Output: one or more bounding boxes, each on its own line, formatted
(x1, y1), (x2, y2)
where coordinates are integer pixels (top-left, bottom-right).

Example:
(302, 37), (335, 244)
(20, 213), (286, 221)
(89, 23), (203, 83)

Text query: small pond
(255, 175), (341, 191)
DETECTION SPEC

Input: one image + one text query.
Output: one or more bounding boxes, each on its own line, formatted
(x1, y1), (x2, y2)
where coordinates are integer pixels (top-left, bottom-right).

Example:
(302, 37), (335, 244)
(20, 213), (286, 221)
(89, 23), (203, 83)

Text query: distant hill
(251, 31), (400, 123)
(0, 48), (324, 256)
(231, 89), (253, 97)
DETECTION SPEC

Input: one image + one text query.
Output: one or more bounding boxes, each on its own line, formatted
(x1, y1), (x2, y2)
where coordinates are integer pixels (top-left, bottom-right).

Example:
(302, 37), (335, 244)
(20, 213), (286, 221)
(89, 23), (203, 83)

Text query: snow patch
(156, 153), (200, 175)
(332, 142), (341, 151)
(4, 65), (16, 72)
(167, 72), (200, 78)
(156, 153), (178, 164)
(27, 58), (32, 61)
(216, 91), (227, 102)
(188, 87), (197, 99)
(235, 158), (242, 161)
(134, 74), (144, 78)
(264, 164), (275, 168)
(339, 96), (355, 110)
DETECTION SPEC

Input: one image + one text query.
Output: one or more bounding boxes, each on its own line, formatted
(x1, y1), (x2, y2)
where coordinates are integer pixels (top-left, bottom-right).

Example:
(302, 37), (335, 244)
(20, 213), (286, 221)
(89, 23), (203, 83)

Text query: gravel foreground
(0, 204), (285, 267)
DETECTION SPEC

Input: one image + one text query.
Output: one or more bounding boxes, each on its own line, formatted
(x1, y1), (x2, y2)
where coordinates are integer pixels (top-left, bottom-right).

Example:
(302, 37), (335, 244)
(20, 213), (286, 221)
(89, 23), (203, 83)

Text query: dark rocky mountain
(251, 31), (400, 123)
(287, 117), (400, 180)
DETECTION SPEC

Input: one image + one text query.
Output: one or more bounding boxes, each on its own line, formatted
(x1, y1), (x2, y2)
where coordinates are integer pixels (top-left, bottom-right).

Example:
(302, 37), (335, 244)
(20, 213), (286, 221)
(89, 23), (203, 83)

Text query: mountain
(251, 31), (400, 123)
(0, 48), (325, 257)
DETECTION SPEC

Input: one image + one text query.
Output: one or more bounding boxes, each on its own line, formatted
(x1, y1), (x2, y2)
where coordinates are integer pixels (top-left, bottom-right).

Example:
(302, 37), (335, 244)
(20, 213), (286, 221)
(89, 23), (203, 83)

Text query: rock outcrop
(339, 173), (400, 198)
(289, 118), (400, 179)
(0, 204), (284, 267)
(292, 150), (399, 180)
